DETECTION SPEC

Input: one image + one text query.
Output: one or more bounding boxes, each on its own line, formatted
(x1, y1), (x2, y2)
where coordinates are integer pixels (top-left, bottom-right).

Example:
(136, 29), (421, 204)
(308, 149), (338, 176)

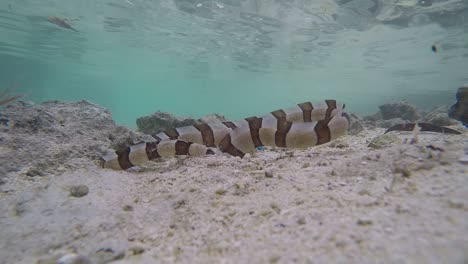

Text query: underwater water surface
(0, 0), (467, 127)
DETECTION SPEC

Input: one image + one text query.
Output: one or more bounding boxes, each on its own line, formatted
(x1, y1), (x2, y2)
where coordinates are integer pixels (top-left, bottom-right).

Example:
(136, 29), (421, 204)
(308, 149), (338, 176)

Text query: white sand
(0, 128), (467, 264)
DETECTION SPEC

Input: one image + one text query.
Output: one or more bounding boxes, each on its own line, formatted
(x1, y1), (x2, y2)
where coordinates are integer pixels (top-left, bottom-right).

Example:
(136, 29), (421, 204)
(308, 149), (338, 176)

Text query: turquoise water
(1, 0), (467, 128)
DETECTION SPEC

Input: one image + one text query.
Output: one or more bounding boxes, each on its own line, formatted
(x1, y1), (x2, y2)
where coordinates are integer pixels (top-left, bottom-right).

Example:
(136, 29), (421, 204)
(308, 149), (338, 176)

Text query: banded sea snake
(102, 100), (350, 170)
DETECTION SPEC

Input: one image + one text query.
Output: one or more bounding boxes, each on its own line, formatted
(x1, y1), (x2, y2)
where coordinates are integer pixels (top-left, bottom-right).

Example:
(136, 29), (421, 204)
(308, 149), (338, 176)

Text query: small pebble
(173, 199), (186, 209)
(70, 185), (89, 197)
(215, 189), (227, 195)
(26, 168), (46, 177)
(297, 216), (306, 225)
(128, 246), (145, 256)
(57, 253), (92, 264)
(123, 205), (133, 212)
(302, 162), (310, 168)
(448, 199), (464, 209)
(265, 169), (274, 178)
(458, 155), (468, 164)
(357, 218), (373, 226)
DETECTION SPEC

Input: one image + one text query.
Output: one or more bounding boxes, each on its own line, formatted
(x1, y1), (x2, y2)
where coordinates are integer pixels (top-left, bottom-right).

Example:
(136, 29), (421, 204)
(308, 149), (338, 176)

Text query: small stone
(26, 168), (46, 177)
(394, 166), (411, 177)
(57, 253), (93, 264)
(395, 204), (410, 214)
(215, 189), (227, 195)
(123, 205), (133, 211)
(302, 162), (310, 168)
(93, 248), (125, 263)
(335, 240), (347, 248)
(128, 246), (145, 256)
(270, 203), (281, 214)
(448, 199), (464, 209)
(358, 189), (371, 196)
(173, 199), (186, 209)
(458, 155), (468, 164)
(243, 153), (251, 160)
(297, 216), (306, 225)
(70, 185), (89, 197)
(357, 218), (373, 226)
(265, 169), (274, 178)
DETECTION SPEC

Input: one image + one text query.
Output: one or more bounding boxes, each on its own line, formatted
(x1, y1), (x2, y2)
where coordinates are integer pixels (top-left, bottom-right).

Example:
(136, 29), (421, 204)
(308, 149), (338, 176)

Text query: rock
(376, 118), (408, 129)
(363, 112), (382, 122)
(122, 205), (134, 212)
(379, 101), (420, 121)
(26, 168), (47, 177)
(448, 86), (468, 127)
(357, 218), (373, 226)
(297, 216), (306, 225)
(458, 155), (468, 164)
(447, 199), (464, 209)
(0, 100), (117, 179)
(420, 106), (458, 126)
(368, 134), (401, 149)
(57, 253), (93, 264)
(70, 185), (89, 197)
(136, 111), (199, 135)
(136, 111), (228, 135)
(265, 169), (274, 178)
(128, 246), (145, 256)
(92, 248), (124, 264)
(198, 114), (227, 124)
(348, 113), (365, 135)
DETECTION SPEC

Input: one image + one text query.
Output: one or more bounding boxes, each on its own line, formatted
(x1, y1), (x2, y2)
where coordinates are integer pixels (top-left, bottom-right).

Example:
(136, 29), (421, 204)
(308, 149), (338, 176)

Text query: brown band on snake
(145, 142), (161, 160)
(218, 134), (245, 157)
(275, 120), (293, 147)
(271, 109), (287, 122)
(194, 123), (216, 147)
(298, 102), (313, 122)
(314, 119), (331, 145)
(324, 100), (337, 119)
(245, 116), (263, 147)
(175, 141), (192, 155)
(116, 147), (133, 170)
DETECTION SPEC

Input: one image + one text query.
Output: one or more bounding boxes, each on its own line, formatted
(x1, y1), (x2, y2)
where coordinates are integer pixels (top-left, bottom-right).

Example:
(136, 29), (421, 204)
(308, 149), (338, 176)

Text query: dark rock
(70, 185), (89, 197)
(128, 246), (145, 256)
(420, 106), (458, 126)
(92, 248), (125, 264)
(136, 111), (199, 135)
(26, 168), (47, 177)
(376, 118), (407, 129)
(0, 100), (118, 179)
(448, 86), (468, 127)
(136, 111), (228, 135)
(363, 112), (382, 122)
(348, 113), (365, 135)
(378, 101), (420, 121)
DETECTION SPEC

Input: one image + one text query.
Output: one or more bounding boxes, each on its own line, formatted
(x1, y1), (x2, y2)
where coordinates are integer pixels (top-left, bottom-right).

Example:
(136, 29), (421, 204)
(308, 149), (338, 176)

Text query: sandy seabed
(0, 101), (467, 263)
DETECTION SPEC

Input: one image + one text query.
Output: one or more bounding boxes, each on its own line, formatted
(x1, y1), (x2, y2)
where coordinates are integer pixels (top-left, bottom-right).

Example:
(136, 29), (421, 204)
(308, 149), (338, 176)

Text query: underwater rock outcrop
(378, 101), (420, 121)
(0, 100), (129, 181)
(136, 111), (227, 135)
(448, 86), (468, 127)
(421, 106), (459, 127)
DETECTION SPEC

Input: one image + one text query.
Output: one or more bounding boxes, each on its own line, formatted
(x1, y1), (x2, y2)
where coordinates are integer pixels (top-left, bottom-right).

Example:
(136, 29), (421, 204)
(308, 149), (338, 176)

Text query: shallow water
(1, 0), (467, 127)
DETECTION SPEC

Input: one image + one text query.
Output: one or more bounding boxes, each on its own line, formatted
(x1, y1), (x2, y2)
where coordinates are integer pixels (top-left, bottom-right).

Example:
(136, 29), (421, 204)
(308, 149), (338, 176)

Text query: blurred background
(0, 0), (467, 127)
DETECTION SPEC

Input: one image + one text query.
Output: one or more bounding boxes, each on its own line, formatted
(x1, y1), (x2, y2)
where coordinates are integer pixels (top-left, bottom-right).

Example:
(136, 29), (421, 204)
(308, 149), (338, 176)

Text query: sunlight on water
(0, 0), (467, 127)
